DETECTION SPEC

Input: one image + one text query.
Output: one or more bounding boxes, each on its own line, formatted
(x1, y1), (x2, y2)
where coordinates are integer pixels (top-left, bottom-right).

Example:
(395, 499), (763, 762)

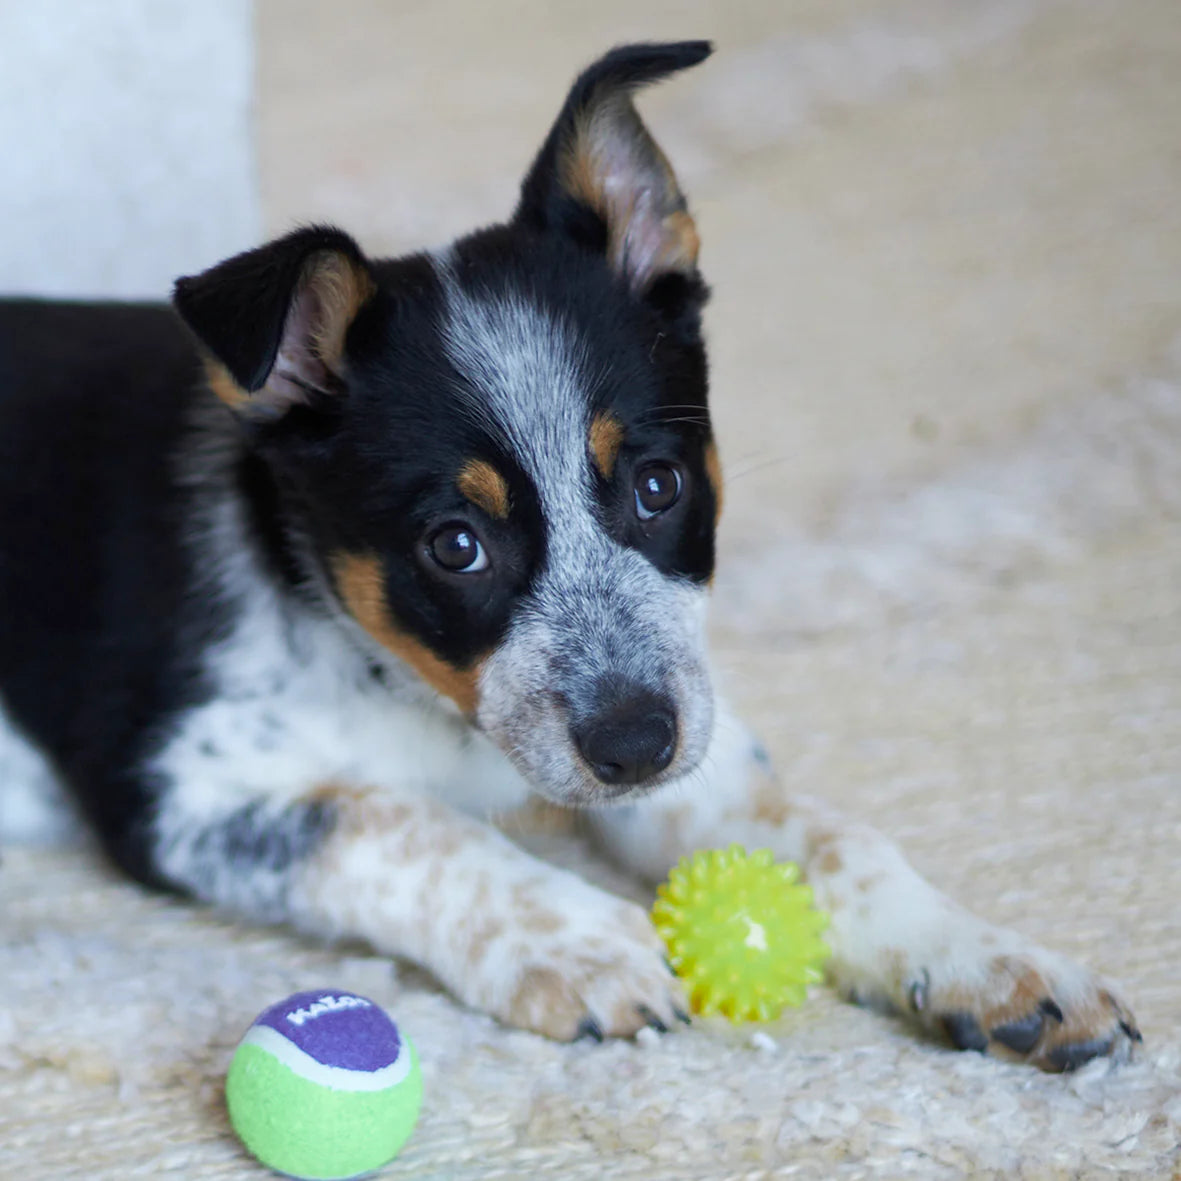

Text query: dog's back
(0, 300), (205, 873)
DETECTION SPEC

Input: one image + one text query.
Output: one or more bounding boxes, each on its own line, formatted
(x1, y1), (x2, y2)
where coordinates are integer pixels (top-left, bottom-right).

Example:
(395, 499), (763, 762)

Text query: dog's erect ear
(173, 226), (376, 416)
(517, 41), (711, 295)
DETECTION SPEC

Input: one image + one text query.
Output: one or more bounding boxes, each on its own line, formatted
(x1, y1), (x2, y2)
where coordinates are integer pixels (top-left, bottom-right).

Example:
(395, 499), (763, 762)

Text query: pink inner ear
(259, 246), (379, 411)
(569, 99), (699, 293)
(614, 189), (690, 289)
(267, 283), (336, 405)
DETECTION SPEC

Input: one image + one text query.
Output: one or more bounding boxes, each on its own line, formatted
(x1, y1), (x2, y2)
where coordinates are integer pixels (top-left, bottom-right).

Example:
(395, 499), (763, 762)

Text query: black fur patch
(0, 299), (219, 883)
(182, 799), (337, 918)
(0, 40), (718, 893)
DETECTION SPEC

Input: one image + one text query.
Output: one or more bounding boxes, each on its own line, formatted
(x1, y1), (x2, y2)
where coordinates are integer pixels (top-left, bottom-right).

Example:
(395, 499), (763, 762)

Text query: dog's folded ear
(173, 226), (376, 417)
(516, 41), (711, 296)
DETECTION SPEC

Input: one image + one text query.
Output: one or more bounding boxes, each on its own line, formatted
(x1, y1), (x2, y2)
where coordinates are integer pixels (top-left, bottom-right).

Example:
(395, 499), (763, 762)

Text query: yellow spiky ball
(651, 845), (830, 1022)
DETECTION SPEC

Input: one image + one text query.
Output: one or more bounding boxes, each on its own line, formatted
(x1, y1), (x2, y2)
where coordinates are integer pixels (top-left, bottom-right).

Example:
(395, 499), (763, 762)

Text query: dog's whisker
(722, 454), (792, 483)
(649, 416), (711, 430)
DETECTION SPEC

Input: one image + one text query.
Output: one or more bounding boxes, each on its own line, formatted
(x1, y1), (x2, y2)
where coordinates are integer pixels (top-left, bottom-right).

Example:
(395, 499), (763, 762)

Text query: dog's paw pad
(988, 1010), (1047, 1055)
(1044, 1035), (1117, 1072)
(941, 1011), (989, 1052)
(917, 951), (1140, 1072)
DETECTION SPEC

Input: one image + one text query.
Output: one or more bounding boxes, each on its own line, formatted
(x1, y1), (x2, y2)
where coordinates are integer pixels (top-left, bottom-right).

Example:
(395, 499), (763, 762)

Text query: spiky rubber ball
(651, 845), (830, 1022)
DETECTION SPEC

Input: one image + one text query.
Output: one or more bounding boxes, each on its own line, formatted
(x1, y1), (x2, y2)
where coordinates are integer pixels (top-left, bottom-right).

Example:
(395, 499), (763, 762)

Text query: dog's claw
(1119, 1019), (1143, 1043)
(637, 1005), (668, 1034)
(909, 970), (930, 1013)
(1039, 997), (1065, 1023)
(575, 1016), (604, 1043)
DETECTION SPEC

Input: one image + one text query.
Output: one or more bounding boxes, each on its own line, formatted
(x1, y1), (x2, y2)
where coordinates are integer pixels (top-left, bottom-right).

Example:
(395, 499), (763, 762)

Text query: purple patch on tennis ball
(255, 990), (402, 1072)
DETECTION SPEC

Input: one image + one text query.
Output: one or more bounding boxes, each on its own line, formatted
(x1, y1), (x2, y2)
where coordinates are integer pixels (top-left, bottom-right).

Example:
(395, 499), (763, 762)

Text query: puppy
(0, 42), (1138, 1067)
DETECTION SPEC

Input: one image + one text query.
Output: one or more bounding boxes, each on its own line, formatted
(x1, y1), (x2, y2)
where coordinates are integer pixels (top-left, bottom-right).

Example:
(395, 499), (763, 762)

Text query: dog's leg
(154, 784), (683, 1040)
(591, 701), (1141, 1070)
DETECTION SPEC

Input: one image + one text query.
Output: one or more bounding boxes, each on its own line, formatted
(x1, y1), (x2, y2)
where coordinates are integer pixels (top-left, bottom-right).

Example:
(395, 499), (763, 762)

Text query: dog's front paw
(468, 875), (686, 1041)
(900, 928), (1141, 1072)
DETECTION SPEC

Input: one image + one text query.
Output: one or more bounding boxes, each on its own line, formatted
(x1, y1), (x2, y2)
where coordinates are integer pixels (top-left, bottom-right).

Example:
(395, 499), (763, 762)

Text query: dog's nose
(573, 689), (677, 787)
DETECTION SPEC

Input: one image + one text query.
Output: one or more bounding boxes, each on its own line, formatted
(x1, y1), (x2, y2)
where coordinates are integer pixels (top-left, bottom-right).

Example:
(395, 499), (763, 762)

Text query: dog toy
(226, 990), (422, 1180)
(652, 845), (830, 1021)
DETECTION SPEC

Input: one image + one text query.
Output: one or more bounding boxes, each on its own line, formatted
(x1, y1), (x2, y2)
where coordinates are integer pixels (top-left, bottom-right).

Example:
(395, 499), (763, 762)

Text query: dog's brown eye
(428, 524), (489, 573)
(634, 463), (682, 520)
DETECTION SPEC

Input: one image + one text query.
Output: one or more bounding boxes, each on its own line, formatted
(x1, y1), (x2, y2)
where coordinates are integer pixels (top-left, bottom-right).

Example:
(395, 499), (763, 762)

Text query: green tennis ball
(226, 990), (422, 1180)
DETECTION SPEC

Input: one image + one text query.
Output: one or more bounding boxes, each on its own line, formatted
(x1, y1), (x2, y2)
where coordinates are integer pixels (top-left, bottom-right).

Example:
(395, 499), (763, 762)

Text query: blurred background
(3, 4), (1180, 1174)
(2, 0), (1179, 840)
(1, 0), (1177, 580)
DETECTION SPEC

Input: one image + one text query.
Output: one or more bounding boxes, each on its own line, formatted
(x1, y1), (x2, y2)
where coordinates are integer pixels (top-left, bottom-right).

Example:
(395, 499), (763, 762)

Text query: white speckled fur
(438, 265), (714, 805)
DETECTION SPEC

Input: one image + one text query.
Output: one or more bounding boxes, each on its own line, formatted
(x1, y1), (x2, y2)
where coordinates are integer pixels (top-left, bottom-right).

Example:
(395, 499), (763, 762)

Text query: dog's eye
(428, 524), (489, 573)
(634, 463), (682, 520)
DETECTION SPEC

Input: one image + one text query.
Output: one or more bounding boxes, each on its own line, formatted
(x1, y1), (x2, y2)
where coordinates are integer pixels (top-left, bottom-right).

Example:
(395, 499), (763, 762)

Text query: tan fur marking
(305, 781), (376, 812)
(520, 905), (566, 936)
(649, 209), (700, 275)
(751, 779), (789, 826)
(936, 956), (1050, 1025)
(507, 968), (578, 1035)
(464, 916), (507, 969)
(561, 134), (606, 221)
(457, 459), (510, 519)
(303, 251), (377, 368)
(560, 104), (612, 217)
(816, 847), (844, 875)
(589, 412), (625, 478)
(808, 827), (839, 858)
(205, 359), (249, 409)
(303, 786), (421, 860)
(506, 799), (580, 838)
(704, 438), (724, 525)
(511, 882), (567, 935)
(331, 552), (482, 714)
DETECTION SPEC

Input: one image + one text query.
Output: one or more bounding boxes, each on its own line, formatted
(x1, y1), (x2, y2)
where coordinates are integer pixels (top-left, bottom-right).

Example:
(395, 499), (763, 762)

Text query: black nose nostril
(591, 760), (626, 784)
(573, 694), (677, 788)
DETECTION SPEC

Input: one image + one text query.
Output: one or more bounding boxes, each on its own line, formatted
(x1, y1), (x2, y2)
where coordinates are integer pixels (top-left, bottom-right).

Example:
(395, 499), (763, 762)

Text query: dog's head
(174, 42), (721, 807)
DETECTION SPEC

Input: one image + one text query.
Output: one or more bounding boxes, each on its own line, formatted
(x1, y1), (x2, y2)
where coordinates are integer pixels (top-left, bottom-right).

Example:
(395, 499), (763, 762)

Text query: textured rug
(4, 0), (1181, 1177)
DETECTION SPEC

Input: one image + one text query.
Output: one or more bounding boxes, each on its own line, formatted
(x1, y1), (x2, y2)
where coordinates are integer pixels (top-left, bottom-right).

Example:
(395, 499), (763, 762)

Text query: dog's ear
(173, 226), (376, 417)
(517, 41), (710, 296)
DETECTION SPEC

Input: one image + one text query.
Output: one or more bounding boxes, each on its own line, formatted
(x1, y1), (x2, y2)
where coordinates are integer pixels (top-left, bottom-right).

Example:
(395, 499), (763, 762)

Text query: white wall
(0, 0), (259, 299)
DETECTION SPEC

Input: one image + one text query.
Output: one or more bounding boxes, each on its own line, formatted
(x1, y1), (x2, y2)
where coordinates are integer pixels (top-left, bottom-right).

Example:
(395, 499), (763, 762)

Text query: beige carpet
(3, 1), (1181, 1177)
